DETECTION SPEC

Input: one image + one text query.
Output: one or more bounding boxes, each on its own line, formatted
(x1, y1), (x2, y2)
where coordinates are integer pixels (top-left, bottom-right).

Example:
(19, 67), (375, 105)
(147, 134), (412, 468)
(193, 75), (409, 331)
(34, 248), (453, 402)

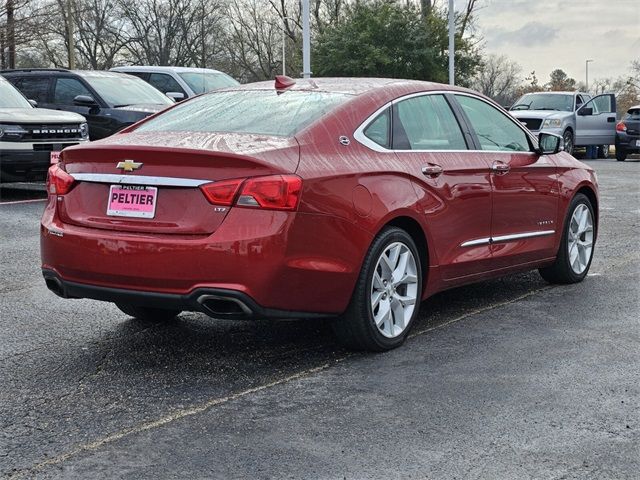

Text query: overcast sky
(472, 0), (640, 85)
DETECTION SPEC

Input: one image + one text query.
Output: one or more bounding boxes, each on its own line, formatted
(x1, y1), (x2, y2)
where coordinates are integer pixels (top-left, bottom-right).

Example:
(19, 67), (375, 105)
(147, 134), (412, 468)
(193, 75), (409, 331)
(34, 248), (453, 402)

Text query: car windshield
(178, 72), (240, 94)
(135, 90), (352, 137)
(511, 93), (574, 112)
(83, 74), (174, 107)
(624, 108), (640, 120)
(0, 80), (31, 108)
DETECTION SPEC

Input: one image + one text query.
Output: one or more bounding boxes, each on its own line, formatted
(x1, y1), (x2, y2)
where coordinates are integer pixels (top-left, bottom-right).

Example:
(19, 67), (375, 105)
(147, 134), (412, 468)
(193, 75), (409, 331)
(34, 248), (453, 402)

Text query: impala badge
(116, 160), (143, 172)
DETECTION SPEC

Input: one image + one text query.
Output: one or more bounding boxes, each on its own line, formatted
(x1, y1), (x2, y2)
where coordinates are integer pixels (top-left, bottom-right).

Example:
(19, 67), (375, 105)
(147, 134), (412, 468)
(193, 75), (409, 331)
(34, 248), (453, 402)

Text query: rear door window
(53, 78), (92, 105)
(13, 77), (51, 104)
(392, 94), (467, 150)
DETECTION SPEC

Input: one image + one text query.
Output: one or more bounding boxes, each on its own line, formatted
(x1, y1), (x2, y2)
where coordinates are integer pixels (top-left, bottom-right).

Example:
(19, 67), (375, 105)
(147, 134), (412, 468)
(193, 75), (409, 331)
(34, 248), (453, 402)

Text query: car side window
(363, 108), (390, 148)
(148, 73), (186, 96)
(13, 77), (50, 104)
(455, 95), (531, 152)
(393, 94), (467, 150)
(575, 95), (584, 110)
(53, 78), (92, 105)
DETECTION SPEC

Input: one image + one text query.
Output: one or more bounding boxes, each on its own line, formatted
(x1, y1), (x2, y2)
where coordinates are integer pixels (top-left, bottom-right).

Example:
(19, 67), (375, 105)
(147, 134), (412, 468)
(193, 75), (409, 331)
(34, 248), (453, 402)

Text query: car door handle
(607, 117), (615, 123)
(421, 164), (443, 177)
(491, 161), (510, 174)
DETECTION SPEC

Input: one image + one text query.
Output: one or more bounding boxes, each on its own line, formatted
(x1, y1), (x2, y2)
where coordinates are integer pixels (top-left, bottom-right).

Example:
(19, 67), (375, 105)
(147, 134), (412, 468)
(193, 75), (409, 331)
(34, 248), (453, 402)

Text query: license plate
(50, 151), (61, 164)
(107, 185), (157, 218)
(636, 140), (640, 147)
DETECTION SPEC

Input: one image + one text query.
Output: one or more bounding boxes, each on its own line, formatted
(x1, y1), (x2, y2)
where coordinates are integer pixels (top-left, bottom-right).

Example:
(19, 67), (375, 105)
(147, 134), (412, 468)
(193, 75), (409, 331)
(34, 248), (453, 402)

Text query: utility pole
(302, 0), (310, 78)
(585, 59), (593, 93)
(448, 0), (454, 85)
(7, 0), (15, 69)
(66, 0), (75, 69)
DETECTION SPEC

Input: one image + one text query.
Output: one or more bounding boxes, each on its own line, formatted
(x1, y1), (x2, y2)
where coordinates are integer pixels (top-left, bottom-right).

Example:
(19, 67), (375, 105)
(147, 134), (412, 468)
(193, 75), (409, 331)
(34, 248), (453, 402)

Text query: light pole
(302, 0), (311, 78)
(281, 16), (295, 76)
(448, 0), (455, 85)
(585, 59), (593, 92)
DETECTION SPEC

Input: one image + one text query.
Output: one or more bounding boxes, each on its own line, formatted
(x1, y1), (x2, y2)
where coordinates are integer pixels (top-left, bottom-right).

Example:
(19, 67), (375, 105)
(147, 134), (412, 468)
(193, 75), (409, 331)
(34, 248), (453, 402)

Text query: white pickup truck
(509, 91), (616, 157)
(0, 76), (88, 182)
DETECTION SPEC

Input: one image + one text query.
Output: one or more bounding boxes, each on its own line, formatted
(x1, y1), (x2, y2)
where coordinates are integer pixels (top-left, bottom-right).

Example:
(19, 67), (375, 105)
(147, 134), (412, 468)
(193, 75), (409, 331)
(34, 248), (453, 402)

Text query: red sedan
(42, 77), (598, 351)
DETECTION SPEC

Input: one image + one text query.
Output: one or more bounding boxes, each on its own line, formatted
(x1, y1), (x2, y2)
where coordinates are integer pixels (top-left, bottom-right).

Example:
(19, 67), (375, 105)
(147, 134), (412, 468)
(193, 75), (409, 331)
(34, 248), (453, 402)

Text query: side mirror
(578, 107), (593, 116)
(73, 94), (98, 107)
(537, 132), (562, 155)
(28, 99), (38, 108)
(166, 92), (185, 102)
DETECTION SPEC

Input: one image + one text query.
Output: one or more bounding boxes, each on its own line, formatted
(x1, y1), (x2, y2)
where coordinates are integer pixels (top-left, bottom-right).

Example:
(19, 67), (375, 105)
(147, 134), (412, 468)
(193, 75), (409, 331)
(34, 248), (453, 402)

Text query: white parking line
(0, 198), (47, 206)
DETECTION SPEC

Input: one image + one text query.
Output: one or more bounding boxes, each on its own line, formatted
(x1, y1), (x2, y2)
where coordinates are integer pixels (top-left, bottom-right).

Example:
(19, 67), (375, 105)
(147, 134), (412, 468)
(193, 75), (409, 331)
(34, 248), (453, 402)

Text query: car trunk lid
(58, 132), (299, 235)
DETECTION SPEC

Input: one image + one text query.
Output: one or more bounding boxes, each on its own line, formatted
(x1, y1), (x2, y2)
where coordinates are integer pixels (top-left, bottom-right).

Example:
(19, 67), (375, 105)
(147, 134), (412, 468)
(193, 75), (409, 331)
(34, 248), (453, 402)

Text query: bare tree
(116, 0), (224, 67)
(472, 53), (522, 106)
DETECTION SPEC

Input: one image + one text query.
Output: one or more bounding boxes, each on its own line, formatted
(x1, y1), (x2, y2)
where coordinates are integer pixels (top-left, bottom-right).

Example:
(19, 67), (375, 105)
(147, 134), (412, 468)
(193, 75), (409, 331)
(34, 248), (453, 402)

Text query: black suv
(615, 105), (640, 161)
(1, 69), (174, 140)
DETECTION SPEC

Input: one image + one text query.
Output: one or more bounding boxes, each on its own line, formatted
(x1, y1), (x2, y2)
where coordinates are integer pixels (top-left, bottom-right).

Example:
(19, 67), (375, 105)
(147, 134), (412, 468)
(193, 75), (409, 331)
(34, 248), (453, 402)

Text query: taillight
(47, 164), (76, 195)
(200, 175), (303, 211)
(237, 175), (302, 211)
(200, 178), (243, 206)
(616, 121), (627, 132)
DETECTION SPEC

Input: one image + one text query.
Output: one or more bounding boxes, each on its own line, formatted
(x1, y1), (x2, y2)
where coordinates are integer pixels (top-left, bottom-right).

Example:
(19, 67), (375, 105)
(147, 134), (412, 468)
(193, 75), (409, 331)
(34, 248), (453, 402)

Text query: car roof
(0, 68), (129, 80)
(521, 91), (587, 96)
(222, 77), (468, 97)
(111, 66), (227, 75)
(628, 105), (640, 111)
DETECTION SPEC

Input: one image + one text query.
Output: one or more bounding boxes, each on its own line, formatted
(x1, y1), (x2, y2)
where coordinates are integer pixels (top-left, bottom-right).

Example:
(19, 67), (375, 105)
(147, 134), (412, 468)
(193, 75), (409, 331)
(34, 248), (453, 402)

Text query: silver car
(110, 66), (239, 101)
(510, 91), (617, 157)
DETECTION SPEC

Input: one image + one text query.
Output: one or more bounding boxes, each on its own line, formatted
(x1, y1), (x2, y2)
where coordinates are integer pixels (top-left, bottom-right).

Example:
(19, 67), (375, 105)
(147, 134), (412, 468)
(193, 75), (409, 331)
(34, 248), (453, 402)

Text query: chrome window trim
(461, 230), (555, 248)
(70, 173), (209, 187)
(353, 90), (539, 153)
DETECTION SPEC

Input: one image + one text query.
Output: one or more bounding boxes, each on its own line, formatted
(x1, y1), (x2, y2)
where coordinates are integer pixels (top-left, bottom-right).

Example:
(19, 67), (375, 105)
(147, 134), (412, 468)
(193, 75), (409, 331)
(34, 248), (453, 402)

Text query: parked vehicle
(0, 75), (87, 182)
(41, 77), (599, 351)
(615, 104), (640, 161)
(509, 91), (616, 157)
(1, 69), (174, 140)
(110, 66), (239, 100)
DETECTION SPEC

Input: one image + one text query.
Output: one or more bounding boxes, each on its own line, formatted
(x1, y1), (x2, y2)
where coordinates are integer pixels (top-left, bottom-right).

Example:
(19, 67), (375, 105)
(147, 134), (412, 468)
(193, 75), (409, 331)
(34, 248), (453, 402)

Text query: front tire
(333, 227), (423, 352)
(116, 303), (181, 322)
(563, 129), (574, 155)
(539, 193), (595, 284)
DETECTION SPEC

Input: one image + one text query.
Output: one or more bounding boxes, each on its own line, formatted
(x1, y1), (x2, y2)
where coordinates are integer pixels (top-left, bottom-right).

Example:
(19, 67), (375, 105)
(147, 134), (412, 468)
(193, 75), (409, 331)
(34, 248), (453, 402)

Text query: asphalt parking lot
(1, 158), (638, 479)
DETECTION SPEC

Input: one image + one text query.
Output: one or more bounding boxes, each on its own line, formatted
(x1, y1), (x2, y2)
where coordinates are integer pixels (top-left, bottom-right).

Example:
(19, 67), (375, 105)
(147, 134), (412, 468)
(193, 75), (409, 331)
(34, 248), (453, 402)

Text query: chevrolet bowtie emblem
(116, 160), (143, 172)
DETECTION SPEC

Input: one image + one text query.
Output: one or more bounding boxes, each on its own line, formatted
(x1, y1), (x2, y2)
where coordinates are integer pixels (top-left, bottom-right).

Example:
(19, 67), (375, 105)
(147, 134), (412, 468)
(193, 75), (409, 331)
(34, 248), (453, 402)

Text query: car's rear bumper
(42, 269), (330, 319)
(41, 203), (371, 316)
(616, 132), (640, 152)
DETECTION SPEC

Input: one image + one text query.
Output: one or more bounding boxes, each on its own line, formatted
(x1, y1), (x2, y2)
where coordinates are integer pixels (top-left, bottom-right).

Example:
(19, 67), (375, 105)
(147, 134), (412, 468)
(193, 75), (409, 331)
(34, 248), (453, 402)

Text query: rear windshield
(624, 108), (640, 120)
(178, 72), (240, 94)
(135, 90), (352, 137)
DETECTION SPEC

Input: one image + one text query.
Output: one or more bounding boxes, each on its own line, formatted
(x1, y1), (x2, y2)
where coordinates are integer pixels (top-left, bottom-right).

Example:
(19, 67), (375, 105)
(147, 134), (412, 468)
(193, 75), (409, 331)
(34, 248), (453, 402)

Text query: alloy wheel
(567, 203), (594, 275)
(370, 242), (419, 338)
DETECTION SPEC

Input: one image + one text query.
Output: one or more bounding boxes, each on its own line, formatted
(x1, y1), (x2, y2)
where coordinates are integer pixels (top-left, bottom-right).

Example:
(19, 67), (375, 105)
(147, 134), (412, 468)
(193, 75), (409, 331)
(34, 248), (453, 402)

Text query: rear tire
(116, 303), (181, 322)
(616, 147), (627, 162)
(539, 193), (595, 284)
(332, 227), (423, 352)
